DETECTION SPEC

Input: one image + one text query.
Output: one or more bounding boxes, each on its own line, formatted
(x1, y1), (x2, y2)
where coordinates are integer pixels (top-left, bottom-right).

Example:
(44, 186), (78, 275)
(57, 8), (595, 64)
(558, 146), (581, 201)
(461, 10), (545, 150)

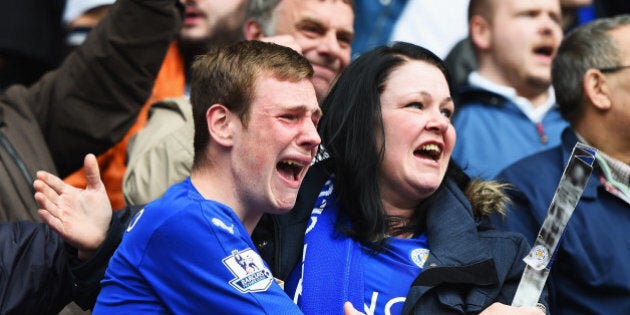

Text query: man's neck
(190, 168), (263, 235)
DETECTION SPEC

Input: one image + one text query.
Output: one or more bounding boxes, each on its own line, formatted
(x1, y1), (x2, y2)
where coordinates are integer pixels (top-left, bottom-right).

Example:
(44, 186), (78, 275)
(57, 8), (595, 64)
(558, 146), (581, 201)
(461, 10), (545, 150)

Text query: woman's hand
(344, 302), (364, 315)
(480, 302), (545, 315)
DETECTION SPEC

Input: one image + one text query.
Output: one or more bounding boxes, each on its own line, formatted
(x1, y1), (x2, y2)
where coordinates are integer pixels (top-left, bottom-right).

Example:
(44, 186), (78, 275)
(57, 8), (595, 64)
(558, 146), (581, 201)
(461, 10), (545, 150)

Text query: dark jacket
(491, 128), (630, 315)
(0, 0), (182, 221)
(0, 221), (70, 314)
(0, 208), (135, 314)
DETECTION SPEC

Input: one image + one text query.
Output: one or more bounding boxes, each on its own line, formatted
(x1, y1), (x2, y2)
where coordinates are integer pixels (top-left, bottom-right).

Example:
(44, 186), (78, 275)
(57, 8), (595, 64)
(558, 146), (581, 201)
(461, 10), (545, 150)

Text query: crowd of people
(0, 0), (629, 314)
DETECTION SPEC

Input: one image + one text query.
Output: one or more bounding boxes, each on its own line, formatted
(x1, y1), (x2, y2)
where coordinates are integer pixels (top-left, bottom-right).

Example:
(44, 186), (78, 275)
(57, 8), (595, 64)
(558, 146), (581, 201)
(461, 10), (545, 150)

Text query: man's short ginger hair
(190, 40), (313, 167)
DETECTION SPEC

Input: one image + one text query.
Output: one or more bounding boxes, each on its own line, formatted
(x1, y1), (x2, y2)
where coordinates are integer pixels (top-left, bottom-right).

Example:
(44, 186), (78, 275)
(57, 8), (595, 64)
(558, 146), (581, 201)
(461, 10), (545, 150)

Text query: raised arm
(8, 0), (183, 177)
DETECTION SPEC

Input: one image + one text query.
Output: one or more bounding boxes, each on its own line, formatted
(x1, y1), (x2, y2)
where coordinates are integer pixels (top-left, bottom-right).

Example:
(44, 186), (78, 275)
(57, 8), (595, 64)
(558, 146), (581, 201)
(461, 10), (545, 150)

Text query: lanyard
(511, 142), (597, 308)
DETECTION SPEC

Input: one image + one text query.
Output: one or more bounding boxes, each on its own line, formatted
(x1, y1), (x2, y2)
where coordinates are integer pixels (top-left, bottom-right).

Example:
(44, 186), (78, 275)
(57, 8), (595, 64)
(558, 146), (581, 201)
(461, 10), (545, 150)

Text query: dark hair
(317, 41), (454, 249)
(190, 40), (313, 168)
(552, 15), (630, 123)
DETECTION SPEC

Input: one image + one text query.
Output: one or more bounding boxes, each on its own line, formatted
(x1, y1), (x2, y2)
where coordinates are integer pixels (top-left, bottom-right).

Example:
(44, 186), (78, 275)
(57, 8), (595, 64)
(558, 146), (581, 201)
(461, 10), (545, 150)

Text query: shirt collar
(468, 71), (556, 123)
(575, 132), (630, 197)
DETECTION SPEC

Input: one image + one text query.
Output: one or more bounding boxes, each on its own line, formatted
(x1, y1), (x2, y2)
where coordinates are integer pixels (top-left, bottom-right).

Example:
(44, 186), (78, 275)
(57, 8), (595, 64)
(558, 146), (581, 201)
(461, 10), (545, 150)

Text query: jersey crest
(410, 248), (430, 268)
(222, 248), (273, 293)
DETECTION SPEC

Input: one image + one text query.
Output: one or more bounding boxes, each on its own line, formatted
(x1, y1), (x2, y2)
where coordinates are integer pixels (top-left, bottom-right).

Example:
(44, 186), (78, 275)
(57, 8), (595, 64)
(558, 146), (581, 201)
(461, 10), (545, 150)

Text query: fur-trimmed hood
(465, 179), (512, 218)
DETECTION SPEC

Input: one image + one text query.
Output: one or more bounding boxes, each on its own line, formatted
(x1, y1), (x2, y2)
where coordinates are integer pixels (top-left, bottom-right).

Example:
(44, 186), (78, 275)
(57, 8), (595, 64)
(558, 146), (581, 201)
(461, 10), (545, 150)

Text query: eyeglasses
(598, 65), (630, 73)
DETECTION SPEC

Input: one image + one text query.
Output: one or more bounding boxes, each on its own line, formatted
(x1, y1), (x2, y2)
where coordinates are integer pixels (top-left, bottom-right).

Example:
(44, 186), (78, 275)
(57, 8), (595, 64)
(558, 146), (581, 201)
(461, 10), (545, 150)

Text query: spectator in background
(451, 0), (569, 179)
(123, 0), (354, 205)
(63, 0), (249, 209)
(351, 0), (469, 60)
(444, 0), (596, 98)
(491, 15), (630, 314)
(0, 0), (65, 90)
(62, 0), (114, 54)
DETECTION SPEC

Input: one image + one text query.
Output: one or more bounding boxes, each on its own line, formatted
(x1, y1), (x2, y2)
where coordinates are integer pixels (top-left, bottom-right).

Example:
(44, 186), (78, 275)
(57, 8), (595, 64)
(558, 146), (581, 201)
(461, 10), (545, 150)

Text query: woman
(281, 42), (547, 314)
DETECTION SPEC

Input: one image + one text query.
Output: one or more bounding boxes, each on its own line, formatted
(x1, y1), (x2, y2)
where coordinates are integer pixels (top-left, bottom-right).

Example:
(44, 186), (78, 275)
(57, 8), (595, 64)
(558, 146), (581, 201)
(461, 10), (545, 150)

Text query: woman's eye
(406, 102), (423, 109)
(441, 108), (453, 118)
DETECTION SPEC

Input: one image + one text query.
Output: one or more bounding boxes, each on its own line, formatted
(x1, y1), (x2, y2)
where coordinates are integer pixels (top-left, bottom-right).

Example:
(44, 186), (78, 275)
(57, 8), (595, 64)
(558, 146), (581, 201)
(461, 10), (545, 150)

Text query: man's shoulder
(498, 146), (564, 181)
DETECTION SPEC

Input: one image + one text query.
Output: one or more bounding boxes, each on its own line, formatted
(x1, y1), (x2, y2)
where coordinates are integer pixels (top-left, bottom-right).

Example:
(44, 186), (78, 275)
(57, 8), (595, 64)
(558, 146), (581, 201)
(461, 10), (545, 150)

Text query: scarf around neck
(289, 176), (364, 314)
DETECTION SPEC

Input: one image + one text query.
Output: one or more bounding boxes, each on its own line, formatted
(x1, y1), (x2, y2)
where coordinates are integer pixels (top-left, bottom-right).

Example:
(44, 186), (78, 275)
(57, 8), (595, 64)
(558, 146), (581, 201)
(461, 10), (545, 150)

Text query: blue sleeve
(138, 209), (302, 314)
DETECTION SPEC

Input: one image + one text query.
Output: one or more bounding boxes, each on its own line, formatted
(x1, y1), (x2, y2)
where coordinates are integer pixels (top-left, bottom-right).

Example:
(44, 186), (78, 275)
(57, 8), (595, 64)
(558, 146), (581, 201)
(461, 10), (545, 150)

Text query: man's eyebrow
(297, 17), (323, 28)
(283, 104), (322, 116)
(298, 16), (354, 39)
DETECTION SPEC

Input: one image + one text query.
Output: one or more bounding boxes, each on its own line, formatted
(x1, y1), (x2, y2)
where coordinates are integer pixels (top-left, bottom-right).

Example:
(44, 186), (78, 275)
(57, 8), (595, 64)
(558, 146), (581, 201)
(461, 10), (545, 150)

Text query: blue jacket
(452, 88), (568, 179)
(491, 128), (630, 314)
(351, 0), (408, 60)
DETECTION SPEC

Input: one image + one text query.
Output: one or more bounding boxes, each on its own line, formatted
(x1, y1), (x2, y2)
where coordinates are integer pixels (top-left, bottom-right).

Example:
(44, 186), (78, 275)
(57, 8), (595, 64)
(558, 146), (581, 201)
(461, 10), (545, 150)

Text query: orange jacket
(63, 41), (186, 209)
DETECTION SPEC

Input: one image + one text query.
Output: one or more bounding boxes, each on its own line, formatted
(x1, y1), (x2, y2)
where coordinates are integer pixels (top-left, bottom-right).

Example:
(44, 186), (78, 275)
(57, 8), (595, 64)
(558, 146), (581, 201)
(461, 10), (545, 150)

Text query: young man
(491, 15), (630, 314)
(123, 0), (355, 205)
(90, 40), (321, 313)
(452, 0), (569, 179)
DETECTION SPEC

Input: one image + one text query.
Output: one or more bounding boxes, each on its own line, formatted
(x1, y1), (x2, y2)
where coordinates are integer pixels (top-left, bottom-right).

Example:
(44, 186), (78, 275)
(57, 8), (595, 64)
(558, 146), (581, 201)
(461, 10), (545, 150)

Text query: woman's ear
(243, 19), (264, 40)
(206, 104), (234, 147)
(469, 15), (492, 52)
(583, 69), (613, 111)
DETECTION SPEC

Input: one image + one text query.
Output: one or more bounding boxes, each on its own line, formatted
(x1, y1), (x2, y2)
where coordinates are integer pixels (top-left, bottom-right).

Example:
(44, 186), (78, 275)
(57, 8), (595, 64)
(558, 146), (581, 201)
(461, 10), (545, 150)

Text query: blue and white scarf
(288, 177), (364, 314)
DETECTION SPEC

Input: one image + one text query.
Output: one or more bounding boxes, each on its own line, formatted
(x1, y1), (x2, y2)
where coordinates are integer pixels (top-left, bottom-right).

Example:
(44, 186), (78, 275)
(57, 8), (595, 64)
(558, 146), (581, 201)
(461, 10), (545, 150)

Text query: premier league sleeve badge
(222, 248), (274, 293)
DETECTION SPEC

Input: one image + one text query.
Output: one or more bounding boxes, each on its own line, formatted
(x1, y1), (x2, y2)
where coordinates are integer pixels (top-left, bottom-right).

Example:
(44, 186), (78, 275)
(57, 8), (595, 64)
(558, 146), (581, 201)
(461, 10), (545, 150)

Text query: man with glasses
(491, 15), (630, 314)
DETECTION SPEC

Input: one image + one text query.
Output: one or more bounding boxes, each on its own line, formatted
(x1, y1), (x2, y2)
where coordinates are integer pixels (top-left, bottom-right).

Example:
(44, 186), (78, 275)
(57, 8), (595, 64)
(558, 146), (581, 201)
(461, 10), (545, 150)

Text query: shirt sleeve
(138, 207), (302, 314)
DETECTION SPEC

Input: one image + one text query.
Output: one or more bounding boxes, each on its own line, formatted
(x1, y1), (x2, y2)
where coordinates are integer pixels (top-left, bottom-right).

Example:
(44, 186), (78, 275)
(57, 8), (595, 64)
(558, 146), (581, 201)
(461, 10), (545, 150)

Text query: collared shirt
(468, 71), (557, 123)
(576, 132), (630, 200)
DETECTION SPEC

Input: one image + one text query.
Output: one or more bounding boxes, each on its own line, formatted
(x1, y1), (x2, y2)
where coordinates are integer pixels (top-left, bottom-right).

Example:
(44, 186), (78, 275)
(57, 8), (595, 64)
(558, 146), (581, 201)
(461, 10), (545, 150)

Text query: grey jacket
(123, 97), (193, 205)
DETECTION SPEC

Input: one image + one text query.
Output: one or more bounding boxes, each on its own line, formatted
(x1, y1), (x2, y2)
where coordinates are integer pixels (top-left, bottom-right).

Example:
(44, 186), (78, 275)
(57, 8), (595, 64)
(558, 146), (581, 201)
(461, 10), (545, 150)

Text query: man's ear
(470, 15), (491, 51)
(583, 69), (613, 111)
(243, 19), (264, 40)
(206, 104), (235, 147)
